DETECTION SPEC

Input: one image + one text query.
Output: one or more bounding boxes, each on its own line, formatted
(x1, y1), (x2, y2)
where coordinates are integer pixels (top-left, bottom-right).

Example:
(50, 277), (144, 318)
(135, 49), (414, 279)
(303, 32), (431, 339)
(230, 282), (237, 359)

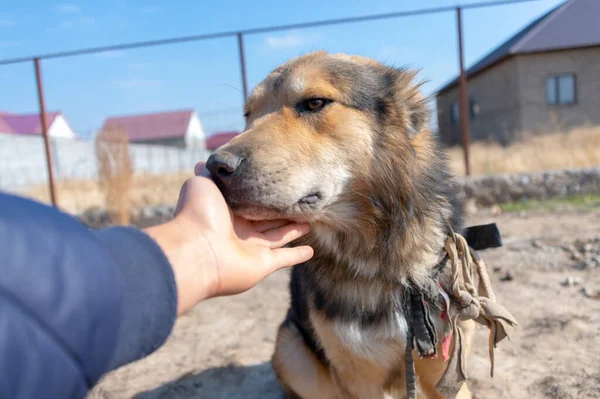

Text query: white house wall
(0, 132), (210, 188)
(48, 115), (77, 139)
(184, 112), (206, 149)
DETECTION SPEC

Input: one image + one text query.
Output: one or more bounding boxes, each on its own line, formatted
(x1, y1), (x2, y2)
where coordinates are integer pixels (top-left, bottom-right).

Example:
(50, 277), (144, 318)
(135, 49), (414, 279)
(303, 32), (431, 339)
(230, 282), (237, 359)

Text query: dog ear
(391, 68), (431, 138)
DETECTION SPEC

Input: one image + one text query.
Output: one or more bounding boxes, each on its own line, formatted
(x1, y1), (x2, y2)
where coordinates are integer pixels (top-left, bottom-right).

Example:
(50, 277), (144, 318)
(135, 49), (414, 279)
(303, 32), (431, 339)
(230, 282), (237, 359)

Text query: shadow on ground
(132, 362), (284, 399)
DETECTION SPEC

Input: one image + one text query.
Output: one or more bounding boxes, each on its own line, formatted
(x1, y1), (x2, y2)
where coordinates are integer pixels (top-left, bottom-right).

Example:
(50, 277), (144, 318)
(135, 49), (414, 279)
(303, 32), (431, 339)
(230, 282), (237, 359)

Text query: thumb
(195, 161), (211, 178)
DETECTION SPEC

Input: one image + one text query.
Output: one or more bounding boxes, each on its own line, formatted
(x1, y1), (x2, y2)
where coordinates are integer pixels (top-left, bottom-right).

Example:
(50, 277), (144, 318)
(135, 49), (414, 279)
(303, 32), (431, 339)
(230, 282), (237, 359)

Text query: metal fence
(0, 0), (547, 210)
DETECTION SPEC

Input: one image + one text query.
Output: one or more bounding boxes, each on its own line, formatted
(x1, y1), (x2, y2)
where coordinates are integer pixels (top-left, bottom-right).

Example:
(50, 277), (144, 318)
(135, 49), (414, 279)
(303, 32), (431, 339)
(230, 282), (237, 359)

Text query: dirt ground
(88, 207), (600, 399)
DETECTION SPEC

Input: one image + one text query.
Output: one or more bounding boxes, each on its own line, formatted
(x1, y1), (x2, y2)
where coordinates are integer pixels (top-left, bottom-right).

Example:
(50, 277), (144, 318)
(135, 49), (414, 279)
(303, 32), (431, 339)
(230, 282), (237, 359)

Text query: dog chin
(233, 205), (284, 221)
(231, 203), (315, 223)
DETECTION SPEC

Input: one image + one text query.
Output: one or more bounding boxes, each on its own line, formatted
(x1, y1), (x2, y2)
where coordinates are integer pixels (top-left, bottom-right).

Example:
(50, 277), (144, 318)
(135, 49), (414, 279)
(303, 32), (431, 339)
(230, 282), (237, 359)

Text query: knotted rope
(405, 230), (519, 399)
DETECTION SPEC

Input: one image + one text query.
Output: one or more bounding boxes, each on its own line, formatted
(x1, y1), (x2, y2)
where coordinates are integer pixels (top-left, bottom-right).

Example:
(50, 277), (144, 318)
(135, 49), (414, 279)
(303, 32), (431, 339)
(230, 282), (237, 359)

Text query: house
(205, 131), (240, 151)
(0, 111), (77, 139)
(436, 0), (600, 146)
(100, 109), (206, 148)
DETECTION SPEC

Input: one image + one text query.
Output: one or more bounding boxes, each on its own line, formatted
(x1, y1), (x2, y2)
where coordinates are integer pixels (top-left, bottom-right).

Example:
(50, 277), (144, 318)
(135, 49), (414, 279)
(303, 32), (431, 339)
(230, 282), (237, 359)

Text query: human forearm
(143, 218), (217, 316)
(0, 193), (124, 397)
(91, 226), (178, 370)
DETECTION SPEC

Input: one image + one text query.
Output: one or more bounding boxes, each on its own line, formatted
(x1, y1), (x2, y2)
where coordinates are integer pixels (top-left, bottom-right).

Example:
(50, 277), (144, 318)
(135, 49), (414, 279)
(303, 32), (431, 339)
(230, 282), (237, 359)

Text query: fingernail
(194, 162), (209, 177)
(304, 246), (315, 258)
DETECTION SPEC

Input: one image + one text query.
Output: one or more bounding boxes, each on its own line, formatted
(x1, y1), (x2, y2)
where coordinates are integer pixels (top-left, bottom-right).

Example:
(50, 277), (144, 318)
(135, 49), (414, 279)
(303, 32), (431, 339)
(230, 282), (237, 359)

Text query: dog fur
(206, 51), (474, 398)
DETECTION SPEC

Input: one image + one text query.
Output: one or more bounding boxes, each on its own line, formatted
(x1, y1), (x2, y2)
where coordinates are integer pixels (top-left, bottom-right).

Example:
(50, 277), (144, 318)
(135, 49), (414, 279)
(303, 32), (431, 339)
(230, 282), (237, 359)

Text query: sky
(0, 0), (564, 139)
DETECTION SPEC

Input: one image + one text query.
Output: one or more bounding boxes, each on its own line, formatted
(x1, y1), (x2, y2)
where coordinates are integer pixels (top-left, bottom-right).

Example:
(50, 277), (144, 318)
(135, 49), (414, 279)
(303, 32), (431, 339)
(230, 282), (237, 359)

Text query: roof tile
(437, 0), (600, 94)
(206, 131), (239, 150)
(0, 112), (60, 135)
(100, 109), (195, 141)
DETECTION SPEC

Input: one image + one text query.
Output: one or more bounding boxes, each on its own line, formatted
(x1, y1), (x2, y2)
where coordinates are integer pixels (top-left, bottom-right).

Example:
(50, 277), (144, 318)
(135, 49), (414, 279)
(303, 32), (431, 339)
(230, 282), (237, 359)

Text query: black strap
(403, 289), (417, 399)
(462, 223), (503, 251)
(411, 291), (438, 358)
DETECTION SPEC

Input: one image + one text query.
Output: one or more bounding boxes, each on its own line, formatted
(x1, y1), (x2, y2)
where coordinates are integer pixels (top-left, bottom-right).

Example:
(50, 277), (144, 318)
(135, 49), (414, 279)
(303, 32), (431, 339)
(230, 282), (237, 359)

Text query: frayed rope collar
(402, 223), (519, 399)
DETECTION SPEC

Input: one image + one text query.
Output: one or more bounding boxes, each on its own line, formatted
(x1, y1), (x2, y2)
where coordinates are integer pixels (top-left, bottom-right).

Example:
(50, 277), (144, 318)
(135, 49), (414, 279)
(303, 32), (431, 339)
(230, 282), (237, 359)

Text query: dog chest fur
(311, 307), (408, 367)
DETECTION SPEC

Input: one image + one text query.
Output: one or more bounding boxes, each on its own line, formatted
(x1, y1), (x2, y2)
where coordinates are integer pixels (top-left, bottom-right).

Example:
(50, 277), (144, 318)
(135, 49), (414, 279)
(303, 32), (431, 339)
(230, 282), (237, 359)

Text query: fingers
(259, 222), (311, 249)
(251, 219), (291, 233)
(194, 161), (211, 178)
(268, 245), (314, 271)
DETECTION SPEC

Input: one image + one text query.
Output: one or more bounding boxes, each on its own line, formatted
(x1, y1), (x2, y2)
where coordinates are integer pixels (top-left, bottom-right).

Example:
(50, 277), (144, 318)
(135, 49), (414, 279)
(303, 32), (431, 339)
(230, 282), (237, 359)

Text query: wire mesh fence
(2, 0), (595, 217)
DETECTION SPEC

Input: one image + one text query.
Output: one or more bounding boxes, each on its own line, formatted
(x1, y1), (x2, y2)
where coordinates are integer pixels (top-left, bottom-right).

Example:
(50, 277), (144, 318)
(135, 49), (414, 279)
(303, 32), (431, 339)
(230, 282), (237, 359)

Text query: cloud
(265, 34), (304, 49)
(56, 3), (82, 14)
(58, 20), (74, 29)
(111, 78), (165, 89)
(264, 32), (322, 50)
(142, 5), (161, 15)
(0, 40), (19, 48)
(58, 15), (96, 29)
(0, 15), (15, 27)
(55, 3), (96, 28)
(95, 50), (126, 59)
(376, 45), (422, 61)
(126, 61), (152, 72)
(377, 45), (400, 59)
(79, 16), (96, 25)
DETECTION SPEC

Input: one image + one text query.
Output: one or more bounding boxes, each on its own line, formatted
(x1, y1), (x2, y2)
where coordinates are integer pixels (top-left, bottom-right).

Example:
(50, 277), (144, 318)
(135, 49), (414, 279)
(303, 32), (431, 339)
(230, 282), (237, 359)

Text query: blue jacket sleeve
(0, 193), (177, 399)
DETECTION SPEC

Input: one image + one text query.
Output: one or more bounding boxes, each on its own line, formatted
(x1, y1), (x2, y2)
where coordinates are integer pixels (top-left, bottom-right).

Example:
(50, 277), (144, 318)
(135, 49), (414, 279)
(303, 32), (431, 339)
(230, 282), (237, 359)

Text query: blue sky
(0, 0), (563, 138)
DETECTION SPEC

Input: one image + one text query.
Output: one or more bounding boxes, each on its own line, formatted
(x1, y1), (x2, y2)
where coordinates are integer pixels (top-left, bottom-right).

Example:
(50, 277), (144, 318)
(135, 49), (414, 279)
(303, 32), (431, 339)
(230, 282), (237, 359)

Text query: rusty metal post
(456, 7), (471, 176)
(34, 58), (58, 207)
(237, 32), (249, 102)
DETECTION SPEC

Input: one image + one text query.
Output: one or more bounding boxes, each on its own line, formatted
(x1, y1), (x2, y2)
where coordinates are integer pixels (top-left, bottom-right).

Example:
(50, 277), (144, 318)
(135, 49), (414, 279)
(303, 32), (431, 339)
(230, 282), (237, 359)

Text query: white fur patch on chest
(330, 311), (409, 364)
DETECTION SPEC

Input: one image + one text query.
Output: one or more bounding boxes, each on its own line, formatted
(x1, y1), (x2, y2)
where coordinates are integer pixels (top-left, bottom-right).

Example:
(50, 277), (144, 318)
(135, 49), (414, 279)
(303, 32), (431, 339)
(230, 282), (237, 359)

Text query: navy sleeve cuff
(91, 227), (178, 371)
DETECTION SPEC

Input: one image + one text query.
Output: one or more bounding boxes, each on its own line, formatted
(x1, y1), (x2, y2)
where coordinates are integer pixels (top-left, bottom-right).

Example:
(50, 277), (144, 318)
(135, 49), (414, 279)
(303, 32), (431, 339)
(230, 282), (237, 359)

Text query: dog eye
(298, 98), (331, 113)
(243, 111), (250, 119)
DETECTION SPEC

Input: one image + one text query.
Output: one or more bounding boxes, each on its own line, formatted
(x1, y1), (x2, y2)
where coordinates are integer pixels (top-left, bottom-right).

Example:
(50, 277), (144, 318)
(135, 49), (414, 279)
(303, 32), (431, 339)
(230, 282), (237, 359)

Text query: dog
(206, 51), (481, 398)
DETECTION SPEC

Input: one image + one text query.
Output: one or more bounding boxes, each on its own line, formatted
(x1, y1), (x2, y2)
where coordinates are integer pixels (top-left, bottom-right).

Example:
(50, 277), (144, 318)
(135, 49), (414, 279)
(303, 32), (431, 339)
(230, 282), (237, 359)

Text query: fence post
(237, 32), (248, 102)
(34, 58), (59, 207)
(456, 7), (471, 176)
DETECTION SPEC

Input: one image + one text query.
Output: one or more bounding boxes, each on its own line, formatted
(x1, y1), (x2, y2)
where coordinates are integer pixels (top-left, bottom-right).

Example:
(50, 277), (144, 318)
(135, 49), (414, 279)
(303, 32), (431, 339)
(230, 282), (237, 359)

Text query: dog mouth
(224, 190), (324, 222)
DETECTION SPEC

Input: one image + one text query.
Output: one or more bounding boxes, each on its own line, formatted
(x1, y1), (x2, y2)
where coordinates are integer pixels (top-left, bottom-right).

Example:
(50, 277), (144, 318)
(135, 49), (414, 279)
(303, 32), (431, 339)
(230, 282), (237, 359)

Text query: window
(451, 100), (478, 124)
(547, 74), (576, 105)
(450, 103), (459, 125)
(469, 98), (480, 119)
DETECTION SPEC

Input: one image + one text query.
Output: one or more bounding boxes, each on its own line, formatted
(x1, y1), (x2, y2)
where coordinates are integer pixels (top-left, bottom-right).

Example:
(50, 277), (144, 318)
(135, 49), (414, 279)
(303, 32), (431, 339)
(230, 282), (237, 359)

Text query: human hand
(144, 163), (313, 315)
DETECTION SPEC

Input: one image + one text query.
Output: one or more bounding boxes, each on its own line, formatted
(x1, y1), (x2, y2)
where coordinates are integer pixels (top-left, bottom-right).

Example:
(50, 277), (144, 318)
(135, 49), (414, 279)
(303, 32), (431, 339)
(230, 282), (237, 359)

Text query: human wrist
(143, 217), (219, 315)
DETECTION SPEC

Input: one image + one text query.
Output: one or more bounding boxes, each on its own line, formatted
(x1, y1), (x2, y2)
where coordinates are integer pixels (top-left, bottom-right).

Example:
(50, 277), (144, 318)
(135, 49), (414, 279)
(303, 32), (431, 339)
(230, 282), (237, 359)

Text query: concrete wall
(436, 47), (600, 146)
(453, 167), (600, 207)
(516, 47), (600, 133)
(436, 57), (522, 146)
(79, 167), (600, 229)
(133, 137), (187, 148)
(0, 133), (210, 189)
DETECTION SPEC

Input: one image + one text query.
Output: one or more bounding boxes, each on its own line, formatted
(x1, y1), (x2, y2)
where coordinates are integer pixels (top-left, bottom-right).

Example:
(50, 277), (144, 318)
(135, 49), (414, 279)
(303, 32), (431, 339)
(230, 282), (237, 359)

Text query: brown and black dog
(206, 51), (476, 398)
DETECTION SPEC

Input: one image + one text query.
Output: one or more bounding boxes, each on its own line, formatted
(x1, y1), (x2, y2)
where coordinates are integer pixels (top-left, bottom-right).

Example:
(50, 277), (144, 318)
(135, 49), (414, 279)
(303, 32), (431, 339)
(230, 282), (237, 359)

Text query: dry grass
(13, 126), (600, 215)
(96, 128), (134, 224)
(446, 126), (600, 176)
(16, 172), (192, 216)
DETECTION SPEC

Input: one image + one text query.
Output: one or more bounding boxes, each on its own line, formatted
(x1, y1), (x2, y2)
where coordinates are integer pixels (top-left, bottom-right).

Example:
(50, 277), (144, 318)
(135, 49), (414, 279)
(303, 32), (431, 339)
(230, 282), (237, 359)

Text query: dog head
(206, 51), (436, 226)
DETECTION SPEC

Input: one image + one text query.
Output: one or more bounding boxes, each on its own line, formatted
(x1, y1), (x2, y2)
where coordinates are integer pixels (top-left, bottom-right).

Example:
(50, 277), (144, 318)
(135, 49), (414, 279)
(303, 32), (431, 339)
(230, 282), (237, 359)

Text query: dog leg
(330, 364), (389, 399)
(272, 321), (338, 399)
(412, 319), (476, 399)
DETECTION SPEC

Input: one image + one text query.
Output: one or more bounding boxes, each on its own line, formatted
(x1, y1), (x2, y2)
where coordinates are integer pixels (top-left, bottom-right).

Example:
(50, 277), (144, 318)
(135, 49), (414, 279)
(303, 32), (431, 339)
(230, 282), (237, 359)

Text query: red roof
(206, 131), (239, 150)
(100, 109), (195, 142)
(0, 118), (12, 133)
(0, 112), (61, 135)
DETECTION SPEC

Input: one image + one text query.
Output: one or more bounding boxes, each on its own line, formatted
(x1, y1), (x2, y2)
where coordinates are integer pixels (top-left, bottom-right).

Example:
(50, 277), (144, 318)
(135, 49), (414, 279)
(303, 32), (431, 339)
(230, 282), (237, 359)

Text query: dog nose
(206, 151), (244, 178)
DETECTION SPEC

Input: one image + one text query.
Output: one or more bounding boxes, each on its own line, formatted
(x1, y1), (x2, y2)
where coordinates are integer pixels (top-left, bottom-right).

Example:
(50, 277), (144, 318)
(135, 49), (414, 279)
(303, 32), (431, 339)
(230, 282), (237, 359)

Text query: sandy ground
(88, 208), (600, 399)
